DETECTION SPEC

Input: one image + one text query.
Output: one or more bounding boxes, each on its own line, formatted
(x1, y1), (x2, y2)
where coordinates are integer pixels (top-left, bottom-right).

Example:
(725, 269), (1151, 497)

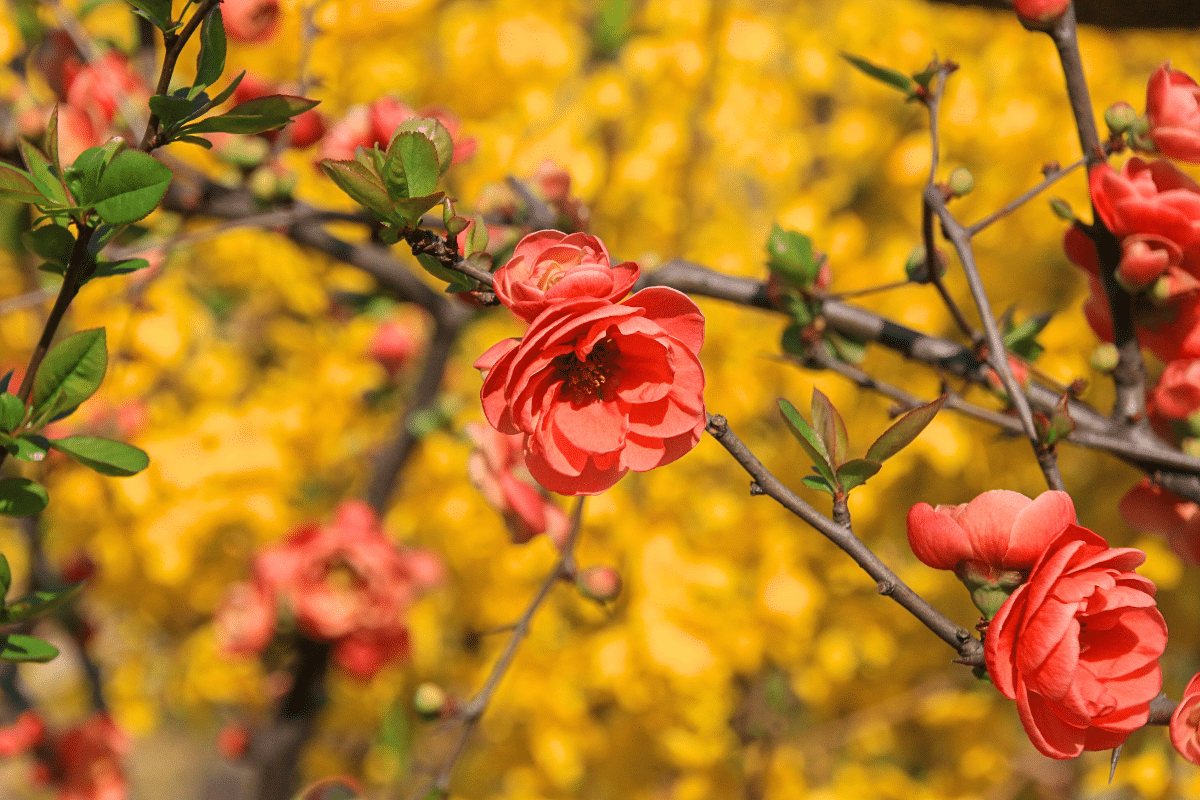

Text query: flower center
(555, 339), (620, 403)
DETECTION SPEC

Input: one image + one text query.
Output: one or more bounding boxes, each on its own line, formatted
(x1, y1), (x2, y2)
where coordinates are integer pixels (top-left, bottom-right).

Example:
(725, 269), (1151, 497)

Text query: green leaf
(126, 0), (172, 30)
(841, 52), (915, 94)
(392, 192), (445, 228)
(5, 584), (82, 624)
(1036, 395), (1075, 447)
(32, 328), (107, 416)
(416, 253), (475, 292)
(0, 555), (10, 600)
(0, 371), (12, 393)
(21, 224), (74, 267)
(1003, 310), (1052, 361)
(192, 6), (226, 97)
(175, 135), (214, 149)
(0, 162), (47, 204)
(0, 477), (49, 516)
(182, 94), (319, 135)
(5, 434), (49, 462)
(801, 474), (836, 495)
(825, 330), (867, 365)
(149, 93), (202, 131)
(865, 394), (948, 464)
(393, 132), (441, 197)
(92, 257), (151, 278)
(19, 140), (68, 207)
(836, 458), (882, 492)
(0, 393), (22, 434)
(766, 224), (819, 287)
(466, 213), (488, 257)
(92, 150), (172, 225)
(49, 436), (149, 476)
(810, 389), (848, 468)
(64, 144), (111, 206)
(203, 71), (246, 112)
(0, 634), (59, 663)
(394, 117), (454, 176)
(777, 398), (837, 486)
(45, 105), (62, 178)
(319, 160), (396, 221)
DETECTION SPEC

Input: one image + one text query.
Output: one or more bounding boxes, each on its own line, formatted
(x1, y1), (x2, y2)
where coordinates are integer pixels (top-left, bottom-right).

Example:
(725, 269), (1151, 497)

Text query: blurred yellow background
(0, 0), (1199, 797)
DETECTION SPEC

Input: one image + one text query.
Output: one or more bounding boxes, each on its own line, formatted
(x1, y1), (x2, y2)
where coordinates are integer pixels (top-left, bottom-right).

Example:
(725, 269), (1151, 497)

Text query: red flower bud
(1013, 0), (1070, 29)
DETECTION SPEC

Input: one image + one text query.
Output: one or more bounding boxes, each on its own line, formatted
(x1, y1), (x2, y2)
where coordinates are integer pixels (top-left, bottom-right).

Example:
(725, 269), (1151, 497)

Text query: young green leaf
(0, 634), (59, 663)
(21, 224), (75, 267)
(182, 95), (319, 135)
(5, 434), (49, 462)
(810, 389), (848, 467)
(149, 93), (203, 131)
(0, 393), (23, 433)
(0, 554), (10, 599)
(841, 52), (915, 94)
(777, 398), (837, 485)
(4, 585), (82, 624)
(394, 117), (454, 175)
(766, 224), (819, 287)
(192, 6), (227, 98)
(836, 458), (882, 492)
(19, 140), (69, 207)
(415, 253), (476, 292)
(865, 394), (948, 464)
(319, 160), (396, 221)
(392, 132), (441, 198)
(45, 105), (62, 177)
(32, 328), (107, 416)
(91, 258), (151, 279)
(465, 213), (488, 257)
(801, 474), (836, 495)
(0, 163), (48, 204)
(1003, 310), (1053, 361)
(49, 436), (149, 476)
(0, 477), (49, 516)
(392, 192), (445, 228)
(825, 330), (867, 365)
(93, 150), (173, 225)
(125, 0), (173, 30)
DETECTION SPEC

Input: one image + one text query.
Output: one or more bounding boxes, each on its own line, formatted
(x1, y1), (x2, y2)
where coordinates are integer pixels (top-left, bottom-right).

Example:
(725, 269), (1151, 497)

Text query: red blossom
(1118, 479), (1200, 565)
(1089, 159), (1200, 275)
(465, 422), (571, 546)
(984, 525), (1167, 759)
(1146, 62), (1200, 163)
(476, 287), (706, 496)
(40, 714), (130, 800)
(221, 0), (280, 43)
(0, 711), (46, 757)
(1171, 672), (1200, 765)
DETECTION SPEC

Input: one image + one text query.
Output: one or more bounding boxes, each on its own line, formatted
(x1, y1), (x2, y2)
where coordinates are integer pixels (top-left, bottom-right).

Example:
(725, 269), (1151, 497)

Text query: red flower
(465, 422), (571, 546)
(907, 490), (1075, 577)
(221, 0), (280, 43)
(985, 525), (1167, 759)
(492, 231), (640, 323)
(1170, 672), (1200, 765)
(0, 710), (46, 757)
(1090, 159), (1200, 272)
(1146, 62), (1200, 163)
(42, 714), (130, 800)
(1151, 358), (1200, 420)
(476, 289), (706, 495)
(1080, 272), (1200, 362)
(1118, 479), (1200, 565)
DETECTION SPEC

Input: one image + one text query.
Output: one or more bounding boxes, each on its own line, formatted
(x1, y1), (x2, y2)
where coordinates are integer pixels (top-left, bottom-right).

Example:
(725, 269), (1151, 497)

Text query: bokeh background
(0, 0), (1198, 797)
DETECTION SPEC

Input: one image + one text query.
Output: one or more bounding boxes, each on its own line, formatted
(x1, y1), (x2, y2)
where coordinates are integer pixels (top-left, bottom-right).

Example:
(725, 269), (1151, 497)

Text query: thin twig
(138, 0), (223, 151)
(704, 414), (984, 667)
(966, 157), (1085, 236)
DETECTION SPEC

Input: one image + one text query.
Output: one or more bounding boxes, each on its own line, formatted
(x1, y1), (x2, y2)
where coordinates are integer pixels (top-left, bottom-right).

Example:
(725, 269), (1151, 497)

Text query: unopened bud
(947, 166), (974, 197)
(1184, 438), (1200, 459)
(576, 565), (622, 603)
(1104, 102), (1138, 135)
(1186, 410), (1200, 437)
(1049, 198), (1075, 221)
(247, 167), (277, 201)
(1014, 0), (1070, 30)
(904, 245), (947, 284)
(1089, 343), (1120, 373)
(1128, 115), (1155, 152)
(274, 169), (298, 199)
(1115, 270), (1150, 295)
(216, 136), (270, 169)
(413, 682), (448, 719)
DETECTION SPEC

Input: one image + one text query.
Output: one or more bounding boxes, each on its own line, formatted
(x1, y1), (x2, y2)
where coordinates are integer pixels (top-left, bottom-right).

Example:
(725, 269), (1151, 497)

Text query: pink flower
(985, 525), (1167, 759)
(1171, 672), (1200, 765)
(465, 422), (571, 546)
(476, 288), (706, 495)
(1118, 479), (1200, 565)
(214, 579), (276, 655)
(221, 0), (280, 43)
(492, 230), (640, 323)
(906, 490), (1075, 578)
(64, 51), (145, 126)
(317, 105), (372, 162)
(1146, 62), (1200, 163)
(0, 711), (46, 757)
(1151, 358), (1200, 420)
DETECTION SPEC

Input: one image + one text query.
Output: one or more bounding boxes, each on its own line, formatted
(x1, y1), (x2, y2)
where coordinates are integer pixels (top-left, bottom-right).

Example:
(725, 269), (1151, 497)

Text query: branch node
(749, 481), (765, 496)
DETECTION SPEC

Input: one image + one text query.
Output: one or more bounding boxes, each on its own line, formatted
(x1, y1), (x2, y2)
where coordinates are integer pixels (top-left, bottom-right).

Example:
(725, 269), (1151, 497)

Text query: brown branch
(966, 157), (1086, 236)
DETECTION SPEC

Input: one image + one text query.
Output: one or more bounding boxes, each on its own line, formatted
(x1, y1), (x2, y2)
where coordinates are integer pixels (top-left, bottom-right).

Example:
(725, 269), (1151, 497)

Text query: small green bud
(904, 245), (946, 284)
(1185, 410), (1200, 437)
(1184, 438), (1200, 459)
(217, 136), (270, 169)
(1104, 102), (1138, 135)
(1049, 198), (1076, 222)
(1151, 275), (1175, 305)
(947, 166), (974, 197)
(247, 167), (277, 201)
(1089, 343), (1120, 373)
(413, 682), (448, 719)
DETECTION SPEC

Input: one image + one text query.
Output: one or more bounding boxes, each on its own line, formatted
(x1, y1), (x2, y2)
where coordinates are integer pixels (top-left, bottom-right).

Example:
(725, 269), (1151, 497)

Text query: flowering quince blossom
(215, 500), (443, 679)
(465, 422), (571, 546)
(476, 238), (705, 495)
(1118, 479), (1200, 565)
(1146, 62), (1200, 163)
(1089, 159), (1200, 266)
(985, 525), (1167, 759)
(492, 230), (640, 323)
(221, 0), (280, 43)
(1170, 672), (1200, 765)
(32, 714), (130, 800)
(1013, 0), (1070, 27)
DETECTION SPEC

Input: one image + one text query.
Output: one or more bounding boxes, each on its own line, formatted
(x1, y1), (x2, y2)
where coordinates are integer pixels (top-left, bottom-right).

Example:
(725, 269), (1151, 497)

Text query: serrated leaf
(0, 477), (48, 516)
(19, 140), (68, 207)
(394, 117), (453, 176)
(32, 328), (107, 417)
(865, 394), (948, 464)
(766, 224), (818, 287)
(49, 436), (149, 476)
(0, 162), (47, 204)
(0, 634), (59, 663)
(0, 394), (23, 433)
(4, 584), (81, 624)
(182, 94), (319, 135)
(810, 389), (848, 467)
(319, 160), (396, 221)
(387, 132), (440, 199)
(125, 0), (172, 30)
(21, 224), (74, 266)
(777, 398), (837, 486)
(836, 458), (882, 492)
(841, 52), (915, 94)
(192, 6), (226, 96)
(93, 150), (173, 224)
(801, 474), (836, 495)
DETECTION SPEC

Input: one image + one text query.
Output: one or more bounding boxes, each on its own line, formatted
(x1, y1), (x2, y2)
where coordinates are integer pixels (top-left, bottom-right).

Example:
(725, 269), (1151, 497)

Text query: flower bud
(947, 166), (974, 197)
(1090, 343), (1120, 373)
(1105, 102), (1138, 135)
(247, 167), (278, 201)
(1048, 197), (1075, 221)
(1013, 0), (1071, 29)
(413, 682), (448, 719)
(1186, 409), (1200, 437)
(217, 722), (250, 759)
(576, 565), (623, 602)
(904, 245), (947, 284)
